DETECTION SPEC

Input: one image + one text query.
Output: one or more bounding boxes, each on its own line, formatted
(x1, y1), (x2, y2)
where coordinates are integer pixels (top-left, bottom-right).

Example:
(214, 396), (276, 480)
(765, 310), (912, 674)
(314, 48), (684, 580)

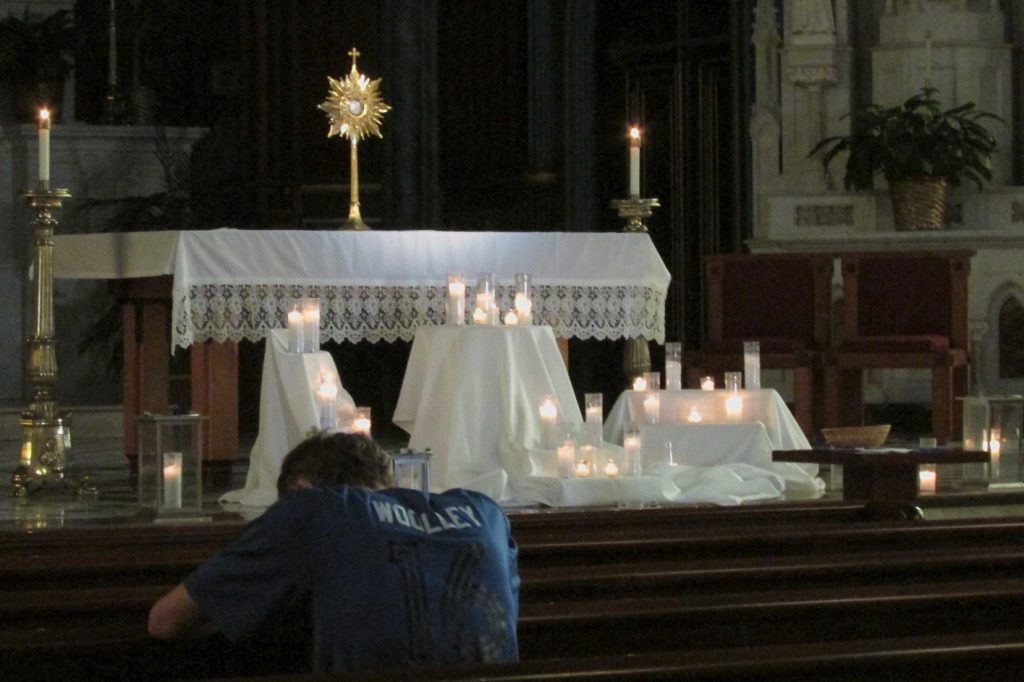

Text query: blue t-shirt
(184, 486), (520, 673)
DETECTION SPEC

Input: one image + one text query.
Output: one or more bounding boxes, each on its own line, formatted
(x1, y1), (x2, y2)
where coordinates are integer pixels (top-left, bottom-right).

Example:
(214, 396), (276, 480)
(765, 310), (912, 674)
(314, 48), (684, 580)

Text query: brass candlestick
(318, 47), (391, 230)
(612, 195), (660, 377)
(10, 187), (94, 497)
(611, 196), (661, 233)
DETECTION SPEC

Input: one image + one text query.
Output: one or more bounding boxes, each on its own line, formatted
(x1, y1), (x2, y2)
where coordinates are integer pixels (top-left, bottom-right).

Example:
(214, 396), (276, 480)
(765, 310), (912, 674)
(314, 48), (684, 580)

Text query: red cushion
(840, 335), (950, 353)
(706, 338), (808, 354)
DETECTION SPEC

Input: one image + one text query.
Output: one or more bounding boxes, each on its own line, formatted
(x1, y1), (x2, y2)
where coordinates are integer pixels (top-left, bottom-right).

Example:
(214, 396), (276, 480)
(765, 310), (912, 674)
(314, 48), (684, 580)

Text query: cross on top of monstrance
(318, 47), (391, 230)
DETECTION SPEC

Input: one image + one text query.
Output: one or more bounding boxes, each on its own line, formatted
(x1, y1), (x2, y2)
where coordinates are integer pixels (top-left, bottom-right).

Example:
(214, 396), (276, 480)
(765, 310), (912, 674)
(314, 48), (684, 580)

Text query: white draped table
(54, 228), (671, 348)
(393, 325), (582, 500)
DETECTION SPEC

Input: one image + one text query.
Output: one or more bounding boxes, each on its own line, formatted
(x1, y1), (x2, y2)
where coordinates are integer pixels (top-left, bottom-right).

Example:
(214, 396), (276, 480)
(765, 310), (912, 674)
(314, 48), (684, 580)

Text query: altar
(53, 228), (670, 474)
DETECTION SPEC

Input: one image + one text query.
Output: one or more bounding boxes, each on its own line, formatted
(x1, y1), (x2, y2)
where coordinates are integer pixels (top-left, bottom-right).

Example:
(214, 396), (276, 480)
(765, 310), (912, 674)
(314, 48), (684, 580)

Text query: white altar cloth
(54, 228), (670, 349)
(604, 389), (813, 453)
(220, 329), (355, 508)
(393, 325), (582, 500)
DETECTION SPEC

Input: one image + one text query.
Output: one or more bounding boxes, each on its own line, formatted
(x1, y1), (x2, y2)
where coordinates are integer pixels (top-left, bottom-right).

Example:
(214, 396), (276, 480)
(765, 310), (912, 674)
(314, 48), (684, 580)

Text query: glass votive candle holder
(539, 394), (558, 449)
(446, 273), (466, 326)
(317, 371), (339, 430)
(301, 297), (321, 353)
(475, 273), (498, 325)
(664, 342), (682, 390)
(623, 423), (642, 476)
(286, 300), (304, 353)
(643, 371), (661, 391)
(632, 375), (647, 391)
(584, 393), (603, 425)
(352, 406), (372, 436)
(643, 391), (660, 424)
(700, 375), (715, 391)
(919, 463), (937, 493)
(514, 272), (533, 325)
(724, 371), (743, 392)
(556, 438), (576, 479)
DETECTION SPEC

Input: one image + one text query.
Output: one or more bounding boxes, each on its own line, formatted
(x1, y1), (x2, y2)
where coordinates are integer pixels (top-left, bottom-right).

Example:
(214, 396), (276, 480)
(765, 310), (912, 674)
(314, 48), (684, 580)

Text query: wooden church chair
(687, 253), (834, 436)
(823, 250), (973, 443)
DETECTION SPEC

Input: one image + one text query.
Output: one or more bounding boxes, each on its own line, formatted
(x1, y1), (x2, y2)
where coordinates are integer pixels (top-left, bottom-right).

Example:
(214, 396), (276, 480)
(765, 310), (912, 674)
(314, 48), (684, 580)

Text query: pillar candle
(287, 309), (304, 353)
(447, 277), (466, 326)
(624, 433), (642, 476)
(643, 392), (660, 424)
(163, 451), (183, 509)
(318, 376), (339, 430)
(557, 440), (575, 479)
(629, 126), (641, 197)
(38, 109), (51, 184)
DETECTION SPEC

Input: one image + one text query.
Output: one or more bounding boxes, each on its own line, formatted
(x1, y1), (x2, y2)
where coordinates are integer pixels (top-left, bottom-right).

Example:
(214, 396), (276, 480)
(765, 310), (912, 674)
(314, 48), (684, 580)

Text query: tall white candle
(287, 309), (304, 353)
(624, 433), (642, 476)
(557, 440), (575, 478)
(447, 276), (466, 326)
(302, 299), (321, 352)
(163, 451), (183, 509)
(38, 109), (50, 184)
(629, 126), (641, 197)
(318, 376), (338, 430)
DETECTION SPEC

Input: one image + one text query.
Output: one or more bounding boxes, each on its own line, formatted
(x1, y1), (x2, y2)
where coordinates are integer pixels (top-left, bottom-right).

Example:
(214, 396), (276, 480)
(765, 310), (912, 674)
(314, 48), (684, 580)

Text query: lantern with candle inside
(136, 413), (205, 514)
(538, 394), (559, 449)
(664, 342), (682, 390)
(317, 371), (339, 430)
(446, 273), (466, 326)
(301, 297), (321, 352)
(287, 300), (304, 353)
(960, 395), (1023, 486)
(623, 422), (643, 476)
(392, 448), (432, 494)
(514, 272), (533, 325)
(352, 406), (372, 436)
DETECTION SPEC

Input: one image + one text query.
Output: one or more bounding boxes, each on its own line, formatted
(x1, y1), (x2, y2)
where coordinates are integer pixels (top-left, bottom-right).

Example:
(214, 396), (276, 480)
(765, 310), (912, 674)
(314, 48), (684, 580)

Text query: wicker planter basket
(889, 177), (950, 231)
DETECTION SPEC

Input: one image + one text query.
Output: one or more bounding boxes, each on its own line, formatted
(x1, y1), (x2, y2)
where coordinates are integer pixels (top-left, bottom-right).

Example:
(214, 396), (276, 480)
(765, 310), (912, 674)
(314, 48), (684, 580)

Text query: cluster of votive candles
(633, 363), (744, 423)
(447, 273), (533, 326)
(287, 298), (322, 353)
(315, 368), (371, 435)
(539, 393), (624, 479)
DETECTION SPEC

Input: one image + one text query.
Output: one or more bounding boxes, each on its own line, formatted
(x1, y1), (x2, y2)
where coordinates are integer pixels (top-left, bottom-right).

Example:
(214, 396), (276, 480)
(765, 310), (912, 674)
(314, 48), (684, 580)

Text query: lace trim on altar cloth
(172, 283), (666, 349)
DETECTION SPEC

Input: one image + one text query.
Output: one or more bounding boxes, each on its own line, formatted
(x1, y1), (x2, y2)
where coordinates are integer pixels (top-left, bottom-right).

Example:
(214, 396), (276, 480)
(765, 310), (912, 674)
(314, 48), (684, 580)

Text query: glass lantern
(960, 395), (1023, 486)
(137, 413), (205, 513)
(392, 448), (432, 494)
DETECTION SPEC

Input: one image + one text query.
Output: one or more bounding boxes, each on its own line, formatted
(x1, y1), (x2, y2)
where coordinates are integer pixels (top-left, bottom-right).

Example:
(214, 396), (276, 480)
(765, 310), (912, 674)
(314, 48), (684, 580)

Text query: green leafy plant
(810, 87), (1002, 191)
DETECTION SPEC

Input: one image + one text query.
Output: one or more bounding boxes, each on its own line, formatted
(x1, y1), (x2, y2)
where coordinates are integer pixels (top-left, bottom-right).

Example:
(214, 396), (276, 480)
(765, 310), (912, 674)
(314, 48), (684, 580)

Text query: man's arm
(148, 583), (214, 639)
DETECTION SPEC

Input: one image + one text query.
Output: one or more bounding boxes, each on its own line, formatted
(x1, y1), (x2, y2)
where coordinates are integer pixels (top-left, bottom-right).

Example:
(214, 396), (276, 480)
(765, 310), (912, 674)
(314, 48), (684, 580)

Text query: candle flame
(39, 108), (50, 122)
(629, 126), (640, 140)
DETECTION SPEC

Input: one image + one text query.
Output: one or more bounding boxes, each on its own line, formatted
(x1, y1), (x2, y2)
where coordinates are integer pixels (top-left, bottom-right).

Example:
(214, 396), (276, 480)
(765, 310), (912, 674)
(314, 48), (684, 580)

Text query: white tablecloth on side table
(220, 329), (355, 508)
(393, 325), (582, 500)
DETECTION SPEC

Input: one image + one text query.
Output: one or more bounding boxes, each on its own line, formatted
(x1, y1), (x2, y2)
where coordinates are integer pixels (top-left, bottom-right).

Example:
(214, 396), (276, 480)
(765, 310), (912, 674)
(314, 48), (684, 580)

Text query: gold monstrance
(318, 47), (391, 230)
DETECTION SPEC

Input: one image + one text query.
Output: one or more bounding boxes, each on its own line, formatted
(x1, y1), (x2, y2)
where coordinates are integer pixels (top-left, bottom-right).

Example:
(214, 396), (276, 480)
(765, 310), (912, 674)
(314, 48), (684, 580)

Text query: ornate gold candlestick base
(611, 197), (661, 233)
(10, 187), (96, 498)
(613, 195), (660, 376)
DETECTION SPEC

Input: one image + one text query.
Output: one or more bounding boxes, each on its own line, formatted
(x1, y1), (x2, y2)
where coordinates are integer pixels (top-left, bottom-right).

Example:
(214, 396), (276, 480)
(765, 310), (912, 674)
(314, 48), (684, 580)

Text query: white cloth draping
(604, 389), (813, 452)
(219, 329), (355, 508)
(393, 326), (582, 500)
(53, 228), (671, 349)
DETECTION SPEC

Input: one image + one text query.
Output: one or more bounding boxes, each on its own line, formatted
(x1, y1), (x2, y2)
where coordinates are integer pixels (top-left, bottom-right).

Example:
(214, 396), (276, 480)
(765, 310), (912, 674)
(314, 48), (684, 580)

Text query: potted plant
(0, 9), (75, 121)
(810, 87), (1001, 230)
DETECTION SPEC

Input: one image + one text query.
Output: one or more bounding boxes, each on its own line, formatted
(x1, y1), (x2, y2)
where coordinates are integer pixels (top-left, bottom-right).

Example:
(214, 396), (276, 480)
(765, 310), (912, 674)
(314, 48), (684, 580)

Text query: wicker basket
(821, 424), (891, 448)
(890, 177), (949, 231)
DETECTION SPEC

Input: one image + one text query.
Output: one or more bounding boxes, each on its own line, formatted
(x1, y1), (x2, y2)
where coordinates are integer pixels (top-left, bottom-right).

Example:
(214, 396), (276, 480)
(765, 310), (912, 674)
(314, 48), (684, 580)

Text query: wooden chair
(824, 251), (973, 443)
(687, 253), (834, 436)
